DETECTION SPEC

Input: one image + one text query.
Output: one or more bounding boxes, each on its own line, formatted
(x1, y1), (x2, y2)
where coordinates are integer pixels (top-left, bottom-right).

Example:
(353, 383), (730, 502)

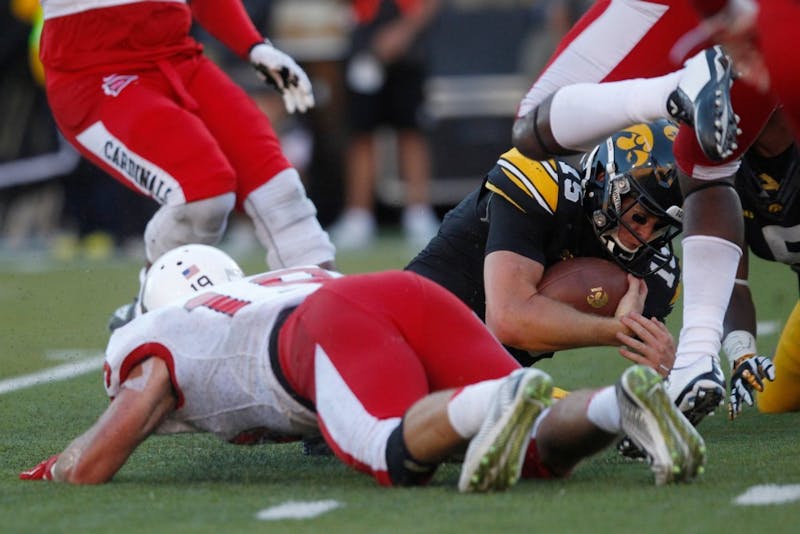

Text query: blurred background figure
(37, 0), (334, 331)
(3, 0), (580, 260)
(328, 0), (442, 250)
(1, 0), (156, 260)
(0, 1), (76, 252)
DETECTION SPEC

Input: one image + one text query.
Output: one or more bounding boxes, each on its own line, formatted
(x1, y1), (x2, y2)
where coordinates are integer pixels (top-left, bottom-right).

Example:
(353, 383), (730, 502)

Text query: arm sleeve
(190, 0), (264, 59)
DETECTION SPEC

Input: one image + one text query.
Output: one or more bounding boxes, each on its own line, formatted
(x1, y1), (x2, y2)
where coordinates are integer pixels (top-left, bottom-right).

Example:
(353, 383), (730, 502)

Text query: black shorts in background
(345, 60), (426, 133)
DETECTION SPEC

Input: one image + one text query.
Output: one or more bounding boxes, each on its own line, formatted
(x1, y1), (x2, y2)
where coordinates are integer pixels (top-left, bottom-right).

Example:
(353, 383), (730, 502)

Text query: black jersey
(737, 145), (800, 269)
(406, 148), (680, 364)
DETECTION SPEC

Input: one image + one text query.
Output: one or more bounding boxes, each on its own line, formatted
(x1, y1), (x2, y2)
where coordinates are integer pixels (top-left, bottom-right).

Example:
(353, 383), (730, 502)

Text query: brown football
(538, 257), (629, 317)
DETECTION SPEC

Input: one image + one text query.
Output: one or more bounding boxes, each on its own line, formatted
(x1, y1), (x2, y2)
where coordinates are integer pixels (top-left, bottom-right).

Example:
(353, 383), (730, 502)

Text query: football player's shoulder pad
(486, 148), (579, 215)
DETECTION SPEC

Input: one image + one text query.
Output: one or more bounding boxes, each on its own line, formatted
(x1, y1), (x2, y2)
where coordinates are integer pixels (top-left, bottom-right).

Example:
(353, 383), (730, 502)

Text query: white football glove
(249, 41), (315, 114)
(728, 354), (775, 420)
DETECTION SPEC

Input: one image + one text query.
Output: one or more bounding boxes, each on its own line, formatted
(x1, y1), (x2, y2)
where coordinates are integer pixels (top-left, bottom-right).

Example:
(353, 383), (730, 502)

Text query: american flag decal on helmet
(102, 74), (138, 97)
(182, 265), (199, 279)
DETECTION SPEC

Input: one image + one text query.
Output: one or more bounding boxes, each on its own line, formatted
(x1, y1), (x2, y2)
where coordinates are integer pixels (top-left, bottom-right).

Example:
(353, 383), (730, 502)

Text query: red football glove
(19, 455), (59, 481)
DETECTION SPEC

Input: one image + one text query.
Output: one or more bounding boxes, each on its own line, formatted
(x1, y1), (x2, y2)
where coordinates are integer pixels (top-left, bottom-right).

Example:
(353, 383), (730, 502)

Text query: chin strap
(601, 228), (638, 262)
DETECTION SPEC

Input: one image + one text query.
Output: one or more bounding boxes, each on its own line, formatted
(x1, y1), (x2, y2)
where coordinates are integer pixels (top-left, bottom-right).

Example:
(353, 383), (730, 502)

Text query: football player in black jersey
(406, 119), (683, 370)
(722, 109), (800, 417)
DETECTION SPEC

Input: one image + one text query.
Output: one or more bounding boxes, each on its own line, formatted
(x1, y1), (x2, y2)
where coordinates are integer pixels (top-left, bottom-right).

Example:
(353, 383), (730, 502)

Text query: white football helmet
(141, 244), (244, 312)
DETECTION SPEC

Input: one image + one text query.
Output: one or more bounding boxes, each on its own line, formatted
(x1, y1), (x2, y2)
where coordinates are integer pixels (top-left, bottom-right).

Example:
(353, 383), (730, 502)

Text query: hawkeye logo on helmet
(616, 124), (655, 167)
(662, 123), (678, 141)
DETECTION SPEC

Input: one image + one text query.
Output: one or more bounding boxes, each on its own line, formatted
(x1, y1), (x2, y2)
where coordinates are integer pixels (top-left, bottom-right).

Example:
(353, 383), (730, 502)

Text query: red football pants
(278, 271), (521, 485)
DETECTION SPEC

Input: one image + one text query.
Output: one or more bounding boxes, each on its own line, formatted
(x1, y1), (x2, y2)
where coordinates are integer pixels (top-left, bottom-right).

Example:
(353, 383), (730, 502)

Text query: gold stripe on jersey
(486, 182), (525, 213)
(496, 149), (559, 215)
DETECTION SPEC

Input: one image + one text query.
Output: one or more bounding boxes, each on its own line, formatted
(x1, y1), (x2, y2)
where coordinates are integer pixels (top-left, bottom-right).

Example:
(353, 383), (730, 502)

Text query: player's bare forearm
(484, 251), (632, 351)
(486, 287), (634, 352)
(53, 359), (176, 484)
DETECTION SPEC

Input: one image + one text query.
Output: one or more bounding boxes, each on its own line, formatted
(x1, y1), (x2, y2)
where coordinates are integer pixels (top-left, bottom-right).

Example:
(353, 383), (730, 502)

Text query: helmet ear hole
(141, 245), (244, 312)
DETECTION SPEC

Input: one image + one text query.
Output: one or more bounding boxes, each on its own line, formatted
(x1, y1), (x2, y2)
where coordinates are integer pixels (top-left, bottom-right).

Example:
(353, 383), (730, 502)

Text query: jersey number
(762, 224), (800, 264)
(559, 162), (581, 203)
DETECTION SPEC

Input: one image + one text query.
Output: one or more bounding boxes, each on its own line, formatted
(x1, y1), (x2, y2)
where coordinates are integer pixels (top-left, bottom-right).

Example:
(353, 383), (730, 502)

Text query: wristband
(721, 329), (757, 366)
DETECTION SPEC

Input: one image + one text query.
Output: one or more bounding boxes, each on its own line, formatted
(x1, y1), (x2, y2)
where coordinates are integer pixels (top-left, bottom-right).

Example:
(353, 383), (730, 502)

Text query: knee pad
(144, 193), (235, 262)
(244, 168), (335, 269)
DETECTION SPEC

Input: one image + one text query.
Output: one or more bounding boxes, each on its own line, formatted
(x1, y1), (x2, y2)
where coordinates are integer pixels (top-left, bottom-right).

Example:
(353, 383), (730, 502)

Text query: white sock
(675, 235), (742, 367)
(446, 378), (502, 438)
(549, 72), (682, 152)
(585, 386), (621, 434)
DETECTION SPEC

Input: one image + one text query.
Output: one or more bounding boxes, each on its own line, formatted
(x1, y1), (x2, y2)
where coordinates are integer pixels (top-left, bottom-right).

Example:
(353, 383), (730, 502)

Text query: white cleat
(617, 365), (707, 486)
(458, 368), (553, 493)
(666, 356), (726, 425)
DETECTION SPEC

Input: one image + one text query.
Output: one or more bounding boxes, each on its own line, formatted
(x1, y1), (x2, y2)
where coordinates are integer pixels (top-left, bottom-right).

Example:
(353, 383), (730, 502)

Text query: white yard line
(734, 484), (800, 505)
(0, 355), (105, 395)
(756, 320), (780, 336)
(255, 500), (343, 521)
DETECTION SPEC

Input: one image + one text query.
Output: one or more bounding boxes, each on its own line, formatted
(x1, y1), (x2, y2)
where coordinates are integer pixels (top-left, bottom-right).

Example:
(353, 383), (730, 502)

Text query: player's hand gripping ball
(538, 257), (628, 317)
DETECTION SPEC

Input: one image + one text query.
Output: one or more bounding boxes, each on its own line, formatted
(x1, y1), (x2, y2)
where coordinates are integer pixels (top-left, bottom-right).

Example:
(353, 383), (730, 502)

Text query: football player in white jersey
(21, 245), (705, 489)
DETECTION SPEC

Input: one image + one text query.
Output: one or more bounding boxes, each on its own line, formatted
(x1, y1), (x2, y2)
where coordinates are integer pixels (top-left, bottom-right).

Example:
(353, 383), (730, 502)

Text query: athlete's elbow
(63, 459), (117, 485)
(486, 311), (529, 349)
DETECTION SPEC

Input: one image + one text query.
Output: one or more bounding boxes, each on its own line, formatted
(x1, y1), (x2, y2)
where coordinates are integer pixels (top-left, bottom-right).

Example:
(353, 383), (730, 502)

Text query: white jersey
(41, 0), (185, 20)
(104, 267), (341, 443)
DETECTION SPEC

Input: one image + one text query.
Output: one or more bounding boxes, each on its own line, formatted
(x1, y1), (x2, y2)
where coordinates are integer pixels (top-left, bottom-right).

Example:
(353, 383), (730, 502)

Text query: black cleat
(107, 298), (140, 332)
(667, 46), (740, 161)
